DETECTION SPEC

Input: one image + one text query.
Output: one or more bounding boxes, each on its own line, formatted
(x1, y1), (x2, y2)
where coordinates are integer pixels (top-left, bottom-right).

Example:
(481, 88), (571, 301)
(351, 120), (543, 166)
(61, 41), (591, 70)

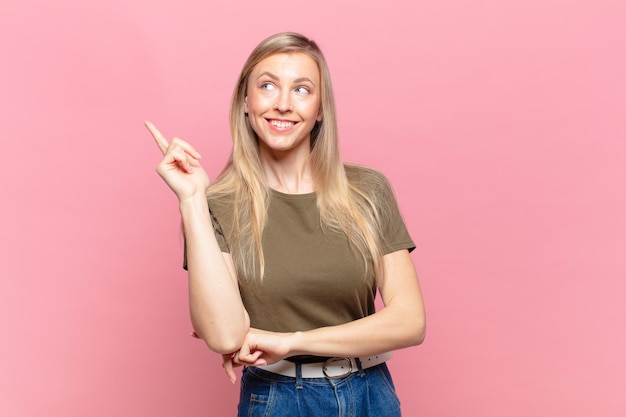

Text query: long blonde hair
(209, 32), (389, 282)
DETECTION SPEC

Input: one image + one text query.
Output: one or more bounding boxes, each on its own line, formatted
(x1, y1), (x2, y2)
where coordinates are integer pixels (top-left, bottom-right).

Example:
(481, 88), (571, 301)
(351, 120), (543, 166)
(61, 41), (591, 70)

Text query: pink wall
(1, 0), (624, 416)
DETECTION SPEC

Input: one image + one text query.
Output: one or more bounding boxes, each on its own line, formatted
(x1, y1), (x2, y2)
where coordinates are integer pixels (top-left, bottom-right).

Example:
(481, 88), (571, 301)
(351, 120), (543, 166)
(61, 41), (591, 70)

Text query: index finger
(144, 120), (169, 155)
(222, 354), (237, 384)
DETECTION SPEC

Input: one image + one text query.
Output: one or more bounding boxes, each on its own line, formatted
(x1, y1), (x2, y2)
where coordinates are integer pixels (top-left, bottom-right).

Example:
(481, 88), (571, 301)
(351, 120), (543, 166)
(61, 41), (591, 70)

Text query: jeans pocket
(247, 393), (271, 417)
(238, 369), (275, 417)
(370, 364), (402, 410)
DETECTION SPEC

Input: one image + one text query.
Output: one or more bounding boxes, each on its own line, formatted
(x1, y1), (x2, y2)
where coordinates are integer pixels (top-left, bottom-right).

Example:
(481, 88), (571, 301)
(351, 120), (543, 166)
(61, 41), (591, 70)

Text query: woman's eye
(295, 86), (310, 94)
(261, 82), (276, 91)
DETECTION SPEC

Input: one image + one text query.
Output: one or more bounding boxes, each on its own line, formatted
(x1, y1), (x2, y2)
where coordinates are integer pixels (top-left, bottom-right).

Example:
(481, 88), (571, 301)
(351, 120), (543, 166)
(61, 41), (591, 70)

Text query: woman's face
(244, 52), (322, 156)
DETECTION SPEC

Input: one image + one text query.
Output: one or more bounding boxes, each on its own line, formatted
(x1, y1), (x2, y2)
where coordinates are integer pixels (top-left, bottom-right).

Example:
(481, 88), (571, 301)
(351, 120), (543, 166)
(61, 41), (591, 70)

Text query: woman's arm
(235, 249), (425, 363)
(146, 121), (249, 354)
(182, 196), (250, 354)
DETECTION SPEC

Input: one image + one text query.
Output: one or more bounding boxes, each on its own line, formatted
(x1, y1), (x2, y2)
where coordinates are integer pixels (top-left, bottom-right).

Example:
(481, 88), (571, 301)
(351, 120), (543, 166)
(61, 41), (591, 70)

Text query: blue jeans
(237, 362), (401, 417)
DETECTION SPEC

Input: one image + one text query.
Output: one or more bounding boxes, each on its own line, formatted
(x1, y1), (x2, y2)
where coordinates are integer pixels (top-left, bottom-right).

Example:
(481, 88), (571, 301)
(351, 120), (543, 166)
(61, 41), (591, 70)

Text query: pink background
(1, 0), (624, 416)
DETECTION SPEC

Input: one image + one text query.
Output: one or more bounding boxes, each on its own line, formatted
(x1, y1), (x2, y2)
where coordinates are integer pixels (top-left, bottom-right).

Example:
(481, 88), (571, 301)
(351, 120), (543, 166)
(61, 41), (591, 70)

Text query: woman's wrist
(287, 331), (307, 357)
(178, 191), (209, 215)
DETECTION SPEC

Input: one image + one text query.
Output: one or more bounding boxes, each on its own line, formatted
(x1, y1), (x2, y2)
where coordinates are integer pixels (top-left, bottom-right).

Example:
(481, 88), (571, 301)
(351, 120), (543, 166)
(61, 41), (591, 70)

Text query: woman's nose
(275, 91), (292, 113)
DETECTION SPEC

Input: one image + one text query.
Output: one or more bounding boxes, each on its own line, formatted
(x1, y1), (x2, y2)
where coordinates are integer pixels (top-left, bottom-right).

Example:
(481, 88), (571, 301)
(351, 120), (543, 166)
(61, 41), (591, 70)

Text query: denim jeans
(237, 362), (401, 417)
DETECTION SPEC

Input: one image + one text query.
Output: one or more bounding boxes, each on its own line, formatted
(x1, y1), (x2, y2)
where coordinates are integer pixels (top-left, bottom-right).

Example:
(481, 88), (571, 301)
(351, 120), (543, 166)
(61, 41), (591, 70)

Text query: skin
(244, 52), (323, 194)
(147, 52), (426, 384)
(146, 121), (250, 359)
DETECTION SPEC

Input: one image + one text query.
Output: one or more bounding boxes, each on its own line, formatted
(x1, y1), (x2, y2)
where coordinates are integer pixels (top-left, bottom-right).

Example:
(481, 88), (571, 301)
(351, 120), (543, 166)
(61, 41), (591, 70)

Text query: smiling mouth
(268, 119), (296, 129)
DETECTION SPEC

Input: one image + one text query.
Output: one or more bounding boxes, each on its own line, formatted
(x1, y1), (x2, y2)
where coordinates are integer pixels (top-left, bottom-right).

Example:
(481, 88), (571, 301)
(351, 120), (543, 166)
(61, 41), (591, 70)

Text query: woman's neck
(260, 147), (314, 194)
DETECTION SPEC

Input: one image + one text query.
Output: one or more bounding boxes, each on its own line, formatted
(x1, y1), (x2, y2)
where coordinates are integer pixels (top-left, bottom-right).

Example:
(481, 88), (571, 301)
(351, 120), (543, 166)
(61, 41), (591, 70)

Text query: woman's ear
(317, 108), (323, 122)
(244, 96), (249, 114)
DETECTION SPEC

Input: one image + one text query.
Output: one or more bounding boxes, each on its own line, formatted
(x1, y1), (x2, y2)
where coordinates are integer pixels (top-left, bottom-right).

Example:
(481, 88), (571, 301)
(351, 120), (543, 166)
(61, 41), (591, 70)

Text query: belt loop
(295, 362), (303, 390)
(355, 358), (365, 377)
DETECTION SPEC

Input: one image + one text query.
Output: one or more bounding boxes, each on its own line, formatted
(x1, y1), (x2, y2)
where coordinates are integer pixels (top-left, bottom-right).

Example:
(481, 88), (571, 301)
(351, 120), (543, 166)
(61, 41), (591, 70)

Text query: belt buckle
(323, 357), (353, 379)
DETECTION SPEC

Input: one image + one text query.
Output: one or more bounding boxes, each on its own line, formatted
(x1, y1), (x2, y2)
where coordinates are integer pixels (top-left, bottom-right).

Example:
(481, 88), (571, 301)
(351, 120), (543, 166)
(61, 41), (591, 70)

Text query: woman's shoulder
(344, 163), (394, 193)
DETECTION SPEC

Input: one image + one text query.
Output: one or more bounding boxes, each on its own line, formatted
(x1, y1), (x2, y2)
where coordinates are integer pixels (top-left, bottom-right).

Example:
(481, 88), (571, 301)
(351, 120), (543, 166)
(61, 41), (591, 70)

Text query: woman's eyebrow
(293, 77), (315, 85)
(257, 71), (279, 80)
(257, 71), (316, 85)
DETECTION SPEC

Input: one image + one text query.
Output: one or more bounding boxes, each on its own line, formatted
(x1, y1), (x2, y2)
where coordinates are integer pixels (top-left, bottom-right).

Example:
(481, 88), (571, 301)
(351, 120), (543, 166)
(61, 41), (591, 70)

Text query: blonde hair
(209, 32), (389, 282)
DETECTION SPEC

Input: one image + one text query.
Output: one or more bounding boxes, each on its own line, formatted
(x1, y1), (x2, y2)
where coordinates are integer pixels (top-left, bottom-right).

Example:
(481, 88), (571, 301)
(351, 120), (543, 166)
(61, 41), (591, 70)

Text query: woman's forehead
(251, 52), (320, 83)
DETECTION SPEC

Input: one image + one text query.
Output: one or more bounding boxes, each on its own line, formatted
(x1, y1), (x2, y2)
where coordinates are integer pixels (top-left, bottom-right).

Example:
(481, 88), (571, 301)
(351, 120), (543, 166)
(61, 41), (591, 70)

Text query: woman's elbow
(191, 310), (251, 354)
(207, 339), (243, 355)
(197, 329), (247, 354)
(406, 315), (427, 347)
(414, 321), (427, 346)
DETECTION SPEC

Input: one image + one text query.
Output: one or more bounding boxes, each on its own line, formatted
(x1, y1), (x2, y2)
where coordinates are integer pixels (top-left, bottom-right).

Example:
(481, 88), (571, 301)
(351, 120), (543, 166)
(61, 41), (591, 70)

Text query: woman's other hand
(221, 349), (266, 384)
(235, 329), (293, 367)
(220, 328), (293, 383)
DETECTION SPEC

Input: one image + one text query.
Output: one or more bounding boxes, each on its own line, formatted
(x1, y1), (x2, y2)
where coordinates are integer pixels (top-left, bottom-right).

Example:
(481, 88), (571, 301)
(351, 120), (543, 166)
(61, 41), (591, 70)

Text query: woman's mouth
(268, 119), (296, 130)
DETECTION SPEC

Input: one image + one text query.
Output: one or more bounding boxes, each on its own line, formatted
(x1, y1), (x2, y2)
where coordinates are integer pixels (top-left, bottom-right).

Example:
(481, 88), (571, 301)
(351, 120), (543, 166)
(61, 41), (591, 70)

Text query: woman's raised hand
(145, 121), (210, 201)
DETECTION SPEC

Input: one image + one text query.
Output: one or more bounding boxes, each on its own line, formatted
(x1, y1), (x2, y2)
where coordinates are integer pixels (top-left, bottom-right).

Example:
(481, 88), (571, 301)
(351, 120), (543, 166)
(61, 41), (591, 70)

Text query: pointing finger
(144, 120), (169, 155)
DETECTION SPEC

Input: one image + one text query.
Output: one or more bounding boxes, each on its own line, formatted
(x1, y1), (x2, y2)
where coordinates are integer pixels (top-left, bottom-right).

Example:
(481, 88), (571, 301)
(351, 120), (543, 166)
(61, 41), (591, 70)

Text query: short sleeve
(377, 175), (415, 255)
(182, 201), (231, 270)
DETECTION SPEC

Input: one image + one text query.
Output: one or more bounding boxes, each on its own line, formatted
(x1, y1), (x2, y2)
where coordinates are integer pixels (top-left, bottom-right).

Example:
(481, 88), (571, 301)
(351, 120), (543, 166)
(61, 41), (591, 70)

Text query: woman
(147, 32), (425, 417)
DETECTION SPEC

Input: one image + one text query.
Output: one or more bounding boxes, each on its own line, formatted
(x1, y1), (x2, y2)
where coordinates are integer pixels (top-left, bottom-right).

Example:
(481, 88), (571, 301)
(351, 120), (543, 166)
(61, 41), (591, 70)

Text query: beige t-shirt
(192, 168), (414, 333)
